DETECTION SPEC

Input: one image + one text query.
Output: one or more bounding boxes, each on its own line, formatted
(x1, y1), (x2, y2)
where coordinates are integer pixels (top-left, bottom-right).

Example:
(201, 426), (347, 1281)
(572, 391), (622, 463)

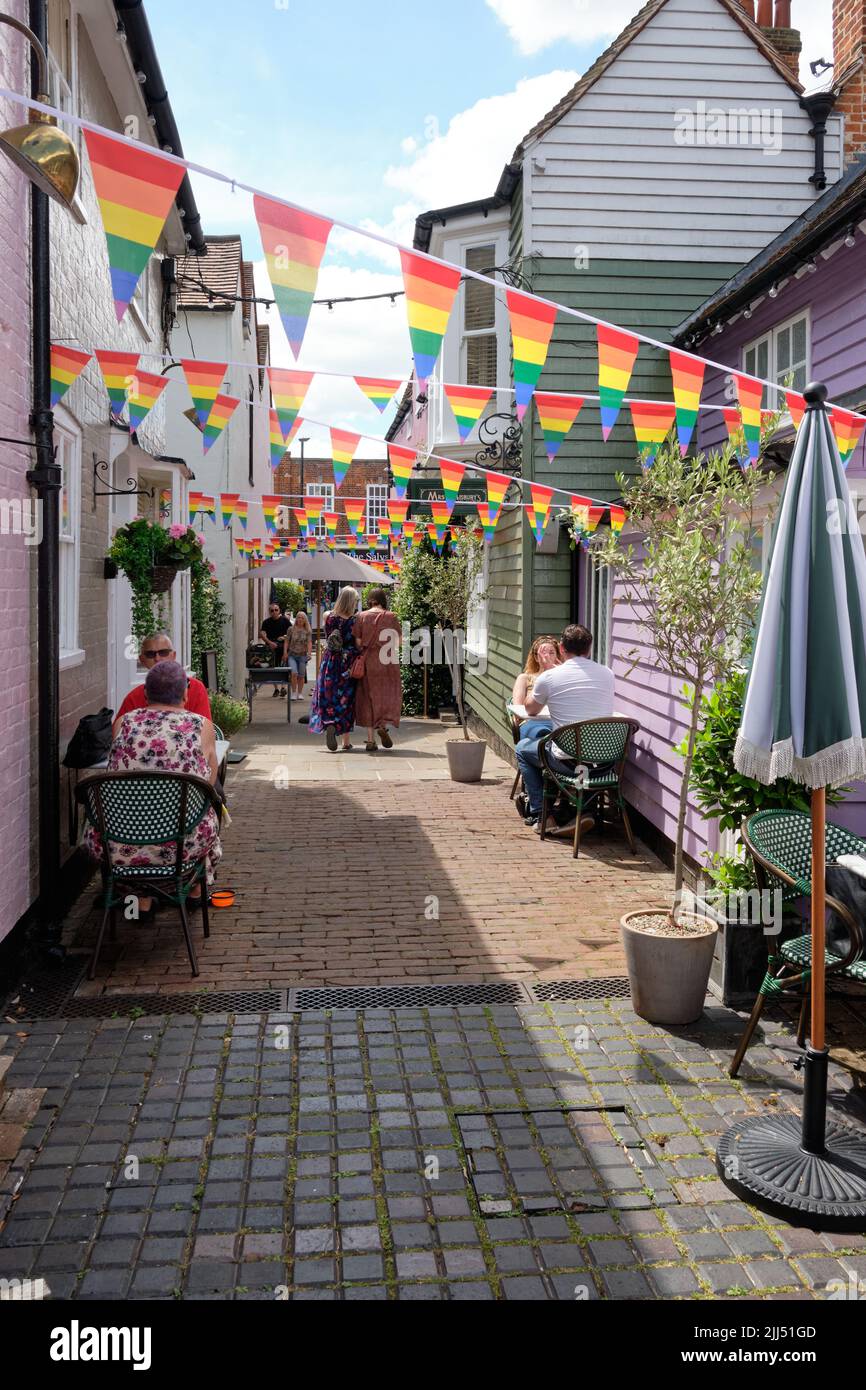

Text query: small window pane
(776, 326), (791, 374)
(466, 334), (497, 388)
(464, 245), (495, 332)
(792, 317), (807, 364)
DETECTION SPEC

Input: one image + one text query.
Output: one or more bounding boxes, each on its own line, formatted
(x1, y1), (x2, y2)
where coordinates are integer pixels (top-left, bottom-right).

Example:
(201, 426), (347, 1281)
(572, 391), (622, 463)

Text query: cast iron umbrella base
(716, 1047), (866, 1231)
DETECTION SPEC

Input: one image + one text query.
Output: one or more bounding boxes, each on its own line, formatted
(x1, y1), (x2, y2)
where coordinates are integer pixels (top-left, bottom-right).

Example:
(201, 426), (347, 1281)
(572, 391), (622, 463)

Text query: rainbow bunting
(628, 401), (676, 465)
(344, 500), (365, 535)
(202, 393), (240, 454)
(507, 290), (558, 420)
(402, 519), (417, 541)
(233, 536), (245, 555)
(323, 511), (339, 536)
(268, 367), (313, 443)
(253, 196), (333, 358)
(785, 391), (807, 429)
(330, 427), (360, 488)
(377, 517), (392, 536)
(669, 351), (705, 455)
(127, 369), (169, 435)
(50, 346), (91, 409)
(443, 384), (493, 442)
(345, 534), (357, 550)
(597, 326), (640, 440)
(354, 376), (402, 414)
(587, 505), (606, 532)
(304, 496), (325, 526)
(476, 502), (498, 544)
(199, 495), (216, 519)
(426, 521), (447, 552)
(283, 415), (304, 452)
(95, 350), (140, 419)
(388, 500), (409, 538)
(369, 560), (387, 572)
(430, 500), (452, 531)
(220, 493), (239, 529)
(721, 407), (747, 464)
(287, 537), (299, 551)
(292, 508), (308, 531)
(268, 409), (287, 469)
(534, 392), (583, 464)
(365, 532), (381, 548)
(388, 444), (416, 500)
(528, 483), (554, 545)
(234, 499), (248, 531)
(439, 458), (465, 514)
(399, 250), (461, 389)
(188, 491), (204, 526)
(831, 407), (866, 467)
(732, 373), (764, 464)
(181, 359), (227, 430)
(305, 535), (318, 552)
(609, 505), (626, 534)
(485, 469), (511, 522)
(83, 129), (185, 321)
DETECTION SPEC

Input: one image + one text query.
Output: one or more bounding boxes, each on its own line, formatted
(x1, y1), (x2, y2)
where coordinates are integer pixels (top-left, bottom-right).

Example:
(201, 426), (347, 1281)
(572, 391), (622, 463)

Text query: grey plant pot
(446, 738), (487, 783)
(708, 914), (770, 1007)
(620, 908), (719, 1026)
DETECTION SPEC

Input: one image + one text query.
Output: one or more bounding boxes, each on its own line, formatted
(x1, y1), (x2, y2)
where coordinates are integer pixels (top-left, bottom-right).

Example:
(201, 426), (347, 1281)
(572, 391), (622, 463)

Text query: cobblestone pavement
(2, 999), (865, 1301)
(62, 709), (672, 995)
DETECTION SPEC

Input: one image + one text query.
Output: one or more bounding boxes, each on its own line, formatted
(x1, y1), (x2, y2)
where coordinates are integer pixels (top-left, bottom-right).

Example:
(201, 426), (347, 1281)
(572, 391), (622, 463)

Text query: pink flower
(168, 523), (186, 538)
(195, 534), (204, 546)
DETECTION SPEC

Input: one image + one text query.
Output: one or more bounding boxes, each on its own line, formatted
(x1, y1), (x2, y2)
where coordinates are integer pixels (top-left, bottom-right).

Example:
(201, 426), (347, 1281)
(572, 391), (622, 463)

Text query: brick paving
(62, 704), (672, 995)
(1, 999), (864, 1302)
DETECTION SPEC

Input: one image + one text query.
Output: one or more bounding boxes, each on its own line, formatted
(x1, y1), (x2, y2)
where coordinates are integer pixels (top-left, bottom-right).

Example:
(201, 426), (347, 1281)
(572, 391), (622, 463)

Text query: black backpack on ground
(63, 708), (114, 842)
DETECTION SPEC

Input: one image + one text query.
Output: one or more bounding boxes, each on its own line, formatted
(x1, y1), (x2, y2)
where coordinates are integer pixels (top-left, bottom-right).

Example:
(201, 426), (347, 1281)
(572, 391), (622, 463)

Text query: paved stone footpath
(1, 1000), (864, 1301)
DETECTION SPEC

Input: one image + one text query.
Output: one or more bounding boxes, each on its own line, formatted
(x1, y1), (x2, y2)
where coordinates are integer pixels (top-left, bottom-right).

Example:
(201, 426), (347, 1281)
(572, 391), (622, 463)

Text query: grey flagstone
(735, 396), (866, 789)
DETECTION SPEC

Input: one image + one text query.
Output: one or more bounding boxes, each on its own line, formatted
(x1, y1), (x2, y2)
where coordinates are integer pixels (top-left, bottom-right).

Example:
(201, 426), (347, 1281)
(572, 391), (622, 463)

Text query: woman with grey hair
(85, 660), (222, 922)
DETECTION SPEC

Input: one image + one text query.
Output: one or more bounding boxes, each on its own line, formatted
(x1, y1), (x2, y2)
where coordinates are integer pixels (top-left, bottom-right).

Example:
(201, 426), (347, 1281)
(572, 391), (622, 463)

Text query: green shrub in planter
(209, 691), (248, 736)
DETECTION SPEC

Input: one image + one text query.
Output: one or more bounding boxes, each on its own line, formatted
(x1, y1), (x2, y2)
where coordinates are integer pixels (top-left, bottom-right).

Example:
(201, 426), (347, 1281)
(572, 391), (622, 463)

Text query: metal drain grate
(10, 987), (283, 1020)
(532, 977), (631, 1001)
(3, 954), (91, 1019)
(290, 982), (526, 1010)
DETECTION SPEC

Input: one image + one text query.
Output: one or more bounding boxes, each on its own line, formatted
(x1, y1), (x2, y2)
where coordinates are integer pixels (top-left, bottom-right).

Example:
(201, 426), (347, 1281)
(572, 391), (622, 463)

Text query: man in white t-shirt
(516, 624), (615, 827)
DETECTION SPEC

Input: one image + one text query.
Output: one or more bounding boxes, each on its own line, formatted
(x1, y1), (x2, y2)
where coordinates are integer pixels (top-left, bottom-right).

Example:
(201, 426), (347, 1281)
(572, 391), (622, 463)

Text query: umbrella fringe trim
(734, 733), (866, 788)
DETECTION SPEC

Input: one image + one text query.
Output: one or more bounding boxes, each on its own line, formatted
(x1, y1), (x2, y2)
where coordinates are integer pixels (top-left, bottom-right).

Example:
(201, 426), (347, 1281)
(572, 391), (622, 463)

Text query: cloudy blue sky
(146, 0), (834, 453)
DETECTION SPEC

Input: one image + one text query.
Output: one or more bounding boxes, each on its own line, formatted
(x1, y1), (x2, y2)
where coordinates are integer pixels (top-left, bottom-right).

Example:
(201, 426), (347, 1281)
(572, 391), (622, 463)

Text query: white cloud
(485, 0), (638, 54)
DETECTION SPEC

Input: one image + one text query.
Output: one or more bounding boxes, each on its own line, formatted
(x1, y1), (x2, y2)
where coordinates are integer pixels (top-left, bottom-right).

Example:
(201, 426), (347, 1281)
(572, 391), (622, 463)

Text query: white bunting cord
(4, 85), (860, 418)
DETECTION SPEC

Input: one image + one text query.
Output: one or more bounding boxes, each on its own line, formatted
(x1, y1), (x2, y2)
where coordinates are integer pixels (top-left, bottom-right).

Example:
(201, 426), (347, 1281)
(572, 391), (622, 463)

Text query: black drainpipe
(24, 0), (62, 951)
(800, 91), (837, 191)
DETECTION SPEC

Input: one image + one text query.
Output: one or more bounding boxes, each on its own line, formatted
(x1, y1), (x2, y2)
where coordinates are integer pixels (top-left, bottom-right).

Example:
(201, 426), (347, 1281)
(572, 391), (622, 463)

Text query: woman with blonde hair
(511, 635), (560, 741)
(283, 608), (313, 698)
(309, 586), (359, 752)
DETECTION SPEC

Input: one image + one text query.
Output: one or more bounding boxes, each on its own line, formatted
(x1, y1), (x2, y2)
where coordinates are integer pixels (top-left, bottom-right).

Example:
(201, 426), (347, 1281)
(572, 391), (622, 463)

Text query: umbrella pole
(801, 785), (829, 1155)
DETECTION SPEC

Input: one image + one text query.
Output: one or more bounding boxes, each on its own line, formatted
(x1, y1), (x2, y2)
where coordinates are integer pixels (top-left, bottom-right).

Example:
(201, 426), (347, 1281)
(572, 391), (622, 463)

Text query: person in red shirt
(115, 632), (212, 723)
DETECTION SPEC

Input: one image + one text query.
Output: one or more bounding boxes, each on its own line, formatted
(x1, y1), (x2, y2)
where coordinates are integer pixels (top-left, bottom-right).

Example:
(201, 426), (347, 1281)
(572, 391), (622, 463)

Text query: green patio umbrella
(717, 382), (866, 1229)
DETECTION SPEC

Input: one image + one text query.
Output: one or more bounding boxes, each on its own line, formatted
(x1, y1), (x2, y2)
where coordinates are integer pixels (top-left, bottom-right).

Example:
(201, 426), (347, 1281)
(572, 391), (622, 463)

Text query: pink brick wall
(0, 2), (35, 939)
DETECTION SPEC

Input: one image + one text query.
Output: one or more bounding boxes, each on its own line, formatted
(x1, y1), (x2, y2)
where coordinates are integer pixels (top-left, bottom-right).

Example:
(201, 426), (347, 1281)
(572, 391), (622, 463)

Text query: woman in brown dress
(353, 586), (402, 753)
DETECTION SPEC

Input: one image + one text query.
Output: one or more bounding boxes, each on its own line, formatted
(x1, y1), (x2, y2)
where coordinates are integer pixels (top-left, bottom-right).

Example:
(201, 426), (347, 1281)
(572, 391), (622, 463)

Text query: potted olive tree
(425, 524), (489, 782)
(586, 434), (773, 1024)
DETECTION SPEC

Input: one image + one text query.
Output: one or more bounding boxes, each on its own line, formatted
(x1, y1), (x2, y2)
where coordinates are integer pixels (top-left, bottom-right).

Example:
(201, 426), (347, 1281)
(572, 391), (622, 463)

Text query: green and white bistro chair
(76, 769), (223, 979)
(731, 809), (866, 1077)
(538, 717), (639, 858)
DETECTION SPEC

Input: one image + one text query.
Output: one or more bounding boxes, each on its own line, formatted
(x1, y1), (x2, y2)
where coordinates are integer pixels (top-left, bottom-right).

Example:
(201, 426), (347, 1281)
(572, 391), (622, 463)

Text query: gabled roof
(176, 235), (242, 310)
(673, 155), (866, 343)
(512, 0), (802, 160)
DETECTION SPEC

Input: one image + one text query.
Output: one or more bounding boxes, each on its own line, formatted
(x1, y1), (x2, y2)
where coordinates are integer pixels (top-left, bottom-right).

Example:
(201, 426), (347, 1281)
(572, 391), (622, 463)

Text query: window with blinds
(463, 245), (496, 389)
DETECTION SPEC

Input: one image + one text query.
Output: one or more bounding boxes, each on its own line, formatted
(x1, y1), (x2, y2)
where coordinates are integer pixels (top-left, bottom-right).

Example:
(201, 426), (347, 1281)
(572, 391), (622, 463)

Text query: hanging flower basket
(150, 560), (185, 593)
(106, 517), (208, 642)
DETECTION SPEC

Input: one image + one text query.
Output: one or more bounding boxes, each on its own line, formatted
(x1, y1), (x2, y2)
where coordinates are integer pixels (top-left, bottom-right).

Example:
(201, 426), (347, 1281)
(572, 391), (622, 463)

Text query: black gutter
(113, 0), (205, 254)
(25, 0), (62, 950)
(414, 162), (521, 251)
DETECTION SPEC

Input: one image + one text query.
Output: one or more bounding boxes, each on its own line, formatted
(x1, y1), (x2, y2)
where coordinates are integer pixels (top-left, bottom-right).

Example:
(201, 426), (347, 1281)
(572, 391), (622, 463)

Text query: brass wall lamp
(0, 10), (80, 207)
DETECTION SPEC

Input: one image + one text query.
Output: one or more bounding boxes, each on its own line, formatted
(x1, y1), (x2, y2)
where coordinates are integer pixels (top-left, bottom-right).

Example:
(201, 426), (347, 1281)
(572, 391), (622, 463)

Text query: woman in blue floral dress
(309, 586), (359, 752)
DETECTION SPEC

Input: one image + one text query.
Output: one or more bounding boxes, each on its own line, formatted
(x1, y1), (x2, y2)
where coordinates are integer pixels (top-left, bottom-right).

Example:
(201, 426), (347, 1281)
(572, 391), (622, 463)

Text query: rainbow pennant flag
(323, 511), (339, 535)
(426, 521), (447, 551)
(287, 536), (299, 551)
(439, 458), (465, 515)
(127, 369), (169, 435)
(476, 502), (498, 544)
(365, 532), (382, 548)
(330, 427), (360, 488)
(261, 495), (281, 535)
(507, 290), (558, 420)
(430, 500), (452, 530)
(597, 325), (640, 440)
(344, 500), (365, 536)
(443, 384), (493, 442)
(233, 536), (246, 555)
(268, 409), (287, 469)
(485, 469), (511, 522)
(722, 407), (747, 464)
(50, 346), (91, 408)
(234, 499), (248, 531)
(181, 359), (227, 430)
(203, 393), (240, 454)
(534, 392), (584, 464)
(268, 367), (313, 443)
(95, 350), (140, 419)
(345, 533), (358, 550)
(253, 196), (333, 359)
(402, 519), (418, 542)
(199, 495), (216, 519)
(305, 534), (318, 552)
(188, 491), (205, 526)
(587, 505), (606, 532)
(669, 351), (705, 455)
(388, 499), (410, 537)
(785, 390), (807, 429)
(399, 250), (461, 389)
(388, 444), (416, 500)
(83, 129), (185, 321)
(284, 415), (304, 452)
(609, 505), (626, 535)
(528, 483), (554, 544)
(220, 493), (239, 529)
(629, 401), (676, 465)
(369, 560), (387, 572)
(377, 516), (392, 536)
(354, 376), (402, 414)
(304, 496), (325, 526)
(292, 508), (308, 531)
(410, 527), (424, 548)
(732, 373), (764, 464)
(831, 407), (866, 467)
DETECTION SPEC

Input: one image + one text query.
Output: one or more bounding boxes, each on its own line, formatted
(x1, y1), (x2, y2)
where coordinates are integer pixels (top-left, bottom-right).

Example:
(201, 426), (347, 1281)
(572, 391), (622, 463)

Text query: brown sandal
(377, 727), (393, 748)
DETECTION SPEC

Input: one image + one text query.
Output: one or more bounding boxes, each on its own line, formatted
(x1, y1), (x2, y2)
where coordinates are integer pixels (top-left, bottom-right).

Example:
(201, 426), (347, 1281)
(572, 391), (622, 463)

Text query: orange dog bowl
(210, 890), (235, 909)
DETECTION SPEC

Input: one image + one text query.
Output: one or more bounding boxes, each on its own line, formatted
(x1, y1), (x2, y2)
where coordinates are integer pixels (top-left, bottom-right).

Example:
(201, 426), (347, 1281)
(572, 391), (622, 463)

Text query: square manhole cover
(456, 1107), (677, 1217)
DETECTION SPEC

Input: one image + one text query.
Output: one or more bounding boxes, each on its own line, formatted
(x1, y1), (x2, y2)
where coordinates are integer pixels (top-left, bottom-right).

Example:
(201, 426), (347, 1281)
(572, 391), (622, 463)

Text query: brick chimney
(758, 1), (802, 79)
(833, 0), (866, 164)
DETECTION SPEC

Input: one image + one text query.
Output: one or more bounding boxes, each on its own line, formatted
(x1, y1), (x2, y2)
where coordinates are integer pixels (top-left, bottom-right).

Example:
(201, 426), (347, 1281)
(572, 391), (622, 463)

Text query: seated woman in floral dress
(84, 660), (222, 921)
(308, 586), (359, 752)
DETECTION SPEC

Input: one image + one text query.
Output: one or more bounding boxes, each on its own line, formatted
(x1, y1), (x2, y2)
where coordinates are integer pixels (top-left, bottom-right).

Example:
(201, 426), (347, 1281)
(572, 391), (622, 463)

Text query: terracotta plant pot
(446, 738), (487, 783)
(620, 907), (719, 1026)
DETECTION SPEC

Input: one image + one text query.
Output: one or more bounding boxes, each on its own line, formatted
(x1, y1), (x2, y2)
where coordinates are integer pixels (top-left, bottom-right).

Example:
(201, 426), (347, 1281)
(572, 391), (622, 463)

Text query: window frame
(466, 542), (489, 662)
(743, 309), (811, 405)
(366, 482), (389, 530)
(589, 557), (612, 667)
(306, 481), (334, 535)
(46, 1), (87, 224)
(55, 408), (83, 664)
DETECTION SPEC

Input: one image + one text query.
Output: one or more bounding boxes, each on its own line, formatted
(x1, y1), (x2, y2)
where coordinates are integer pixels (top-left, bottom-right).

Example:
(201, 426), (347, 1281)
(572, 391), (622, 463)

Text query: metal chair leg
(620, 797), (636, 854)
(539, 780), (551, 840)
(178, 900), (200, 977)
(573, 796), (585, 859)
(510, 768), (521, 800)
(89, 903), (114, 980)
(729, 988), (768, 1077)
(201, 881), (211, 941)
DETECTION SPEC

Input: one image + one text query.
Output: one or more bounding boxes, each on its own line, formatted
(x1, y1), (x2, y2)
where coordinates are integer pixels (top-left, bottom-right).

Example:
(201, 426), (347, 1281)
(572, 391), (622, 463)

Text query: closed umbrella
(717, 382), (866, 1229)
